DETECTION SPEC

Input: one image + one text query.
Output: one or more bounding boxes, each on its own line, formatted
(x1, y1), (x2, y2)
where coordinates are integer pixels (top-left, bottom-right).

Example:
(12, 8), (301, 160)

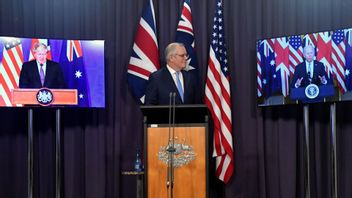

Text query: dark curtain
(1, 0), (352, 197)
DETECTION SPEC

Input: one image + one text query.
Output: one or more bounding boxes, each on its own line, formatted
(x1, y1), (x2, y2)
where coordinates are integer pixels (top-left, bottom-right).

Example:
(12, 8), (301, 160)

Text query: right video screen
(257, 28), (352, 106)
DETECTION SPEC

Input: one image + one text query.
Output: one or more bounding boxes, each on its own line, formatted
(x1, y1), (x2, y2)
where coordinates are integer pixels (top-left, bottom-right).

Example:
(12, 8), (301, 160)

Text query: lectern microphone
(166, 92), (172, 189)
(166, 92), (176, 197)
(166, 92), (175, 189)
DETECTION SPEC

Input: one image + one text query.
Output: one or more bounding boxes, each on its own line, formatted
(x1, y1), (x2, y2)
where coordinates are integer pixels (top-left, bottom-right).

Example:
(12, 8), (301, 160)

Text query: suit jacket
(144, 67), (200, 105)
(291, 60), (330, 88)
(19, 60), (66, 89)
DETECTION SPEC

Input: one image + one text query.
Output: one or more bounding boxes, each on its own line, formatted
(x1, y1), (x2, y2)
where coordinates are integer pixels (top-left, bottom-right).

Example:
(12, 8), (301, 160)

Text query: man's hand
(318, 75), (327, 85)
(295, 77), (304, 88)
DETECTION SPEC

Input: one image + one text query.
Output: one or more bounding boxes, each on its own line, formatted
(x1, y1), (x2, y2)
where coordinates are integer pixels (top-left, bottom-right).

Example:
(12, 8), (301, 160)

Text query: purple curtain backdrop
(1, 0), (352, 197)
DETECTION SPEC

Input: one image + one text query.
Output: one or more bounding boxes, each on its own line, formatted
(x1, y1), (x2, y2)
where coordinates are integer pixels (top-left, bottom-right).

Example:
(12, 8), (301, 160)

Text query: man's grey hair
(165, 42), (185, 62)
(33, 42), (48, 52)
(303, 45), (314, 54)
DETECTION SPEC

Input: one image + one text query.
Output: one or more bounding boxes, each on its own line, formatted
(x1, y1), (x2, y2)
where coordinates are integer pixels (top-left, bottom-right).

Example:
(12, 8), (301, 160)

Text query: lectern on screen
(0, 36), (105, 107)
(256, 27), (352, 106)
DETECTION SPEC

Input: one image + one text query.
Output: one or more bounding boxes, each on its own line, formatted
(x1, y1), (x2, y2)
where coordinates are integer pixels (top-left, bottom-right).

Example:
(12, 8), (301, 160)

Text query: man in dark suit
(19, 42), (66, 89)
(144, 42), (200, 105)
(291, 45), (330, 88)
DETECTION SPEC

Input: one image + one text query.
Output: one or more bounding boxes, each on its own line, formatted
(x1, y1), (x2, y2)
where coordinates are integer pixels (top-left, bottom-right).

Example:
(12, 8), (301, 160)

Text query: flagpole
(330, 103), (337, 198)
(303, 105), (311, 198)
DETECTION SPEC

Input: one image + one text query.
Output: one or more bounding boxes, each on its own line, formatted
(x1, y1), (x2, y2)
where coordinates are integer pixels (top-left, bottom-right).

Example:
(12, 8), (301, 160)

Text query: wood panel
(147, 126), (206, 198)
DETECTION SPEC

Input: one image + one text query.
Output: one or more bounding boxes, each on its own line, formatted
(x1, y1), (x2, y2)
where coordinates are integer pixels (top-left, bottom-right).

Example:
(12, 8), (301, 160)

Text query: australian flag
(175, 0), (198, 72)
(258, 40), (281, 98)
(345, 29), (352, 91)
(59, 40), (90, 107)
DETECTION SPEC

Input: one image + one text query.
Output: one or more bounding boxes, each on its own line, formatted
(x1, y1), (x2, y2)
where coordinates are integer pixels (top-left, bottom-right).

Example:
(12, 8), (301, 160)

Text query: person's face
(304, 47), (314, 62)
(169, 46), (188, 71)
(34, 46), (48, 64)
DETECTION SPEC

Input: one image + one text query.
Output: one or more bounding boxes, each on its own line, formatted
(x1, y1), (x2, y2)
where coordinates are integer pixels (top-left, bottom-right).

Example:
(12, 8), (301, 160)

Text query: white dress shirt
(166, 65), (184, 91)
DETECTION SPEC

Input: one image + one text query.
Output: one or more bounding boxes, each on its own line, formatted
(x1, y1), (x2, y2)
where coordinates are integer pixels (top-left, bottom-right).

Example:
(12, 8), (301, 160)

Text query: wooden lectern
(141, 105), (209, 198)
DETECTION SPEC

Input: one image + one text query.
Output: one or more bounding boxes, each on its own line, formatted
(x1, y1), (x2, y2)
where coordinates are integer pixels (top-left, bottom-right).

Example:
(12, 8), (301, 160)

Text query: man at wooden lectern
(145, 42), (200, 105)
(19, 42), (66, 89)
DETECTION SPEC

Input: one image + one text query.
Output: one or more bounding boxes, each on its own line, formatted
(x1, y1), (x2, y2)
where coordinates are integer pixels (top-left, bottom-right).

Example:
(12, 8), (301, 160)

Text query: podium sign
(141, 105), (209, 198)
(290, 85), (335, 103)
(11, 89), (78, 105)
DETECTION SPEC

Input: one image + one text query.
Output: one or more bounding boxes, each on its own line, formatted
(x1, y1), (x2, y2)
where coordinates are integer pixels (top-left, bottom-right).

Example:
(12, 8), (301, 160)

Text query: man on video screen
(291, 45), (331, 88)
(19, 42), (66, 89)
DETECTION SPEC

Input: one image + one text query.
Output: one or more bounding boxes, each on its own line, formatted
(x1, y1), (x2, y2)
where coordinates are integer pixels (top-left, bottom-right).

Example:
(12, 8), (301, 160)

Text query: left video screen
(0, 37), (105, 108)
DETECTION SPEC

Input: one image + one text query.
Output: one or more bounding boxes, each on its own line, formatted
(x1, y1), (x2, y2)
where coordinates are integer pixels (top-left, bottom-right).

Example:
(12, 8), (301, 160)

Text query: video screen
(257, 27), (352, 106)
(0, 37), (105, 107)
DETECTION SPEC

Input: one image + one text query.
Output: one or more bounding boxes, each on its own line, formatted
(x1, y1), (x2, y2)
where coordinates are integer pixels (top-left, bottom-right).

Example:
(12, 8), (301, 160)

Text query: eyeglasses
(175, 54), (189, 59)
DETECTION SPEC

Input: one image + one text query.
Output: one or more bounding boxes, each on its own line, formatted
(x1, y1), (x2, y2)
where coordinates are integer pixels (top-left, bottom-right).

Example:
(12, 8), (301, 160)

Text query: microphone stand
(166, 92), (176, 198)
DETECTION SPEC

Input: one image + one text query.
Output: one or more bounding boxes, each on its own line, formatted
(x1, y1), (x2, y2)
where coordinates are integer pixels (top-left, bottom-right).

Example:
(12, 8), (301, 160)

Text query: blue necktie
(175, 71), (184, 102)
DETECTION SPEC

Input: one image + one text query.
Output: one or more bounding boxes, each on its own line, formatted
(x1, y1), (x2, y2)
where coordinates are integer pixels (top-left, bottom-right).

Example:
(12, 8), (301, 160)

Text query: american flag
(317, 32), (332, 77)
(344, 29), (352, 91)
(274, 37), (290, 97)
(127, 0), (159, 104)
(28, 39), (52, 61)
(288, 35), (303, 76)
(331, 29), (347, 94)
(204, 0), (233, 183)
(175, 0), (197, 72)
(0, 38), (23, 106)
(59, 40), (90, 107)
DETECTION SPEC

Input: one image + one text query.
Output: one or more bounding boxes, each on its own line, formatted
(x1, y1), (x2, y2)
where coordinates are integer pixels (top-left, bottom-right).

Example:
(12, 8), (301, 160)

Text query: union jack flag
(331, 29), (347, 93)
(274, 37), (290, 96)
(127, 0), (159, 104)
(0, 38), (24, 106)
(175, 0), (197, 72)
(205, 0), (233, 184)
(317, 32), (332, 77)
(303, 33), (317, 48)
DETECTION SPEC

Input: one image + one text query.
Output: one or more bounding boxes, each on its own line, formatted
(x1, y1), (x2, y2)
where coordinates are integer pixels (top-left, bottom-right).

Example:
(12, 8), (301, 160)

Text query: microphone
(170, 92), (177, 196)
(166, 92), (173, 189)
(166, 92), (176, 197)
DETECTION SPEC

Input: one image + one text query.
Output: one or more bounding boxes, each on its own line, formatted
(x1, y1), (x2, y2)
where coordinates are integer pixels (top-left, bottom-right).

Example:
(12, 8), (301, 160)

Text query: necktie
(175, 71), (184, 102)
(307, 62), (312, 78)
(40, 64), (45, 86)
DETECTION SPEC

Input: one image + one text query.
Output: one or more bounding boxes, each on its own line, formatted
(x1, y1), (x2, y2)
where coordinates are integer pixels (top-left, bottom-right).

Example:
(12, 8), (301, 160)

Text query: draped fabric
(1, 0), (352, 197)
